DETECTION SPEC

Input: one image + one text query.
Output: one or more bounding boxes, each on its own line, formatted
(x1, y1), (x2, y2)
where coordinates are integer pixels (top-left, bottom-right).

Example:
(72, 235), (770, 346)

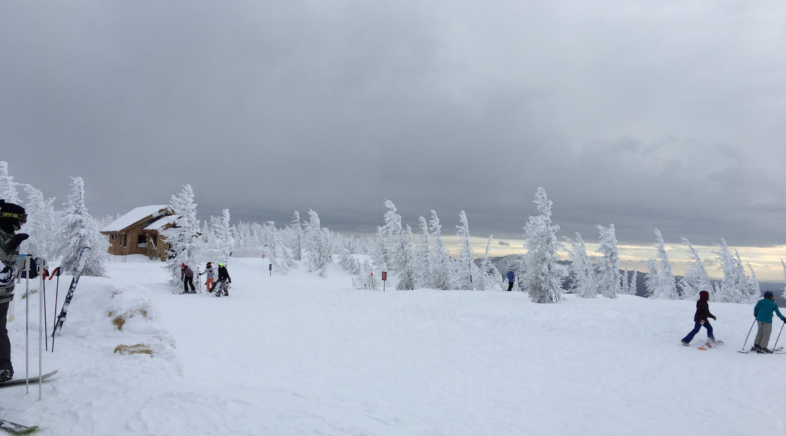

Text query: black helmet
(0, 200), (27, 233)
(764, 291), (775, 299)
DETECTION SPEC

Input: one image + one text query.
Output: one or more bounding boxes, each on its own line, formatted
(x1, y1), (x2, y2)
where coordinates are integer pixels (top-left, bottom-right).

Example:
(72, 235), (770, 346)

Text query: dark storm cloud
(1, 0), (784, 246)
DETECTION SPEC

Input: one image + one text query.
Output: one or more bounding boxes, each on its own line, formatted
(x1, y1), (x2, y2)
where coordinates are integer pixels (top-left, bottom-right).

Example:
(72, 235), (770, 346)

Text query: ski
(0, 371), (57, 388)
(697, 341), (723, 350)
(738, 347), (783, 354)
(0, 419), (38, 434)
(51, 247), (90, 348)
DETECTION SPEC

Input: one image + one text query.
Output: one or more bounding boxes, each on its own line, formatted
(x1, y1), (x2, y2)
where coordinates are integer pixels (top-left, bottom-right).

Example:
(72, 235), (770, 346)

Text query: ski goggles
(0, 211), (26, 224)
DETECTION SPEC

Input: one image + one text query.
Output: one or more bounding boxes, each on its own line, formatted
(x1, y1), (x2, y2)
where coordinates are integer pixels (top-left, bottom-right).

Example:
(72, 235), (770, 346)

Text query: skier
(751, 291), (786, 353)
(681, 290), (717, 346)
(180, 263), (196, 294)
(506, 270), (515, 292)
(203, 261), (215, 293)
(0, 200), (29, 382)
(211, 262), (231, 296)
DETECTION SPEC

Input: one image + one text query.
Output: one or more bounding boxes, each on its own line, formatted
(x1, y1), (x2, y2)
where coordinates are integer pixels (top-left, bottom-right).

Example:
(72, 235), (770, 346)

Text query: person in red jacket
(180, 263), (196, 294)
(681, 290), (717, 345)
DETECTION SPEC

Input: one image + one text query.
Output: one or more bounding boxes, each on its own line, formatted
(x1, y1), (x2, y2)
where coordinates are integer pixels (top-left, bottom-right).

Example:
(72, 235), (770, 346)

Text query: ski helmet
(764, 291), (774, 298)
(219, 263), (224, 267)
(0, 200), (26, 233)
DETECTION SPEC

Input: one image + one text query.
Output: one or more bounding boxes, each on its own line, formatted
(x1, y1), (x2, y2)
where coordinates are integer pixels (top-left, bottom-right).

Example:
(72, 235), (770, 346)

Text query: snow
(1, 258), (785, 435)
(101, 205), (169, 233)
(143, 215), (178, 232)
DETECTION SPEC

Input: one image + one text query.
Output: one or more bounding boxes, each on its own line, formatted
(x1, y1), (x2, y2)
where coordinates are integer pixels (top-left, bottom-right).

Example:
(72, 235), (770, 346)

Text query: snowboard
(0, 371), (57, 388)
(0, 419), (37, 434)
(697, 341), (724, 351)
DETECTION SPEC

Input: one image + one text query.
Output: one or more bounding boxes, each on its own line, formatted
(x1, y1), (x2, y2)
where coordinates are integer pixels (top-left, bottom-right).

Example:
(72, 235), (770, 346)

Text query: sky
(1, 1), (785, 277)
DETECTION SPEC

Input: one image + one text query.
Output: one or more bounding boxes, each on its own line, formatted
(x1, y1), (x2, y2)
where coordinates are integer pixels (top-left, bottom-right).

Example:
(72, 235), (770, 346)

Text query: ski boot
(0, 368), (13, 383)
(681, 340), (689, 346)
(757, 347), (773, 354)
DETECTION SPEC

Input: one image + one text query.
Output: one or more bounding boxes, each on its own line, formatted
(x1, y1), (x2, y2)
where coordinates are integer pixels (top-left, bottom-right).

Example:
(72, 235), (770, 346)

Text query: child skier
(204, 262), (215, 293)
(211, 263), (231, 297)
(0, 200), (29, 382)
(752, 291), (786, 353)
(682, 290), (717, 346)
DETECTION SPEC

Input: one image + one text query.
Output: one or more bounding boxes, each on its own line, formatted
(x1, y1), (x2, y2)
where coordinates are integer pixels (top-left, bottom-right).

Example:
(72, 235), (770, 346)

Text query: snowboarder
(506, 270), (515, 292)
(210, 262), (231, 296)
(203, 262), (215, 293)
(751, 291), (786, 353)
(181, 263), (196, 294)
(0, 200), (29, 382)
(681, 290), (717, 346)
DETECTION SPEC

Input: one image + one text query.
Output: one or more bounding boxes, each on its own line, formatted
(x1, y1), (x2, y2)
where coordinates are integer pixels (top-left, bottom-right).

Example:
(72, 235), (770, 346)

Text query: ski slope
(1, 257), (783, 435)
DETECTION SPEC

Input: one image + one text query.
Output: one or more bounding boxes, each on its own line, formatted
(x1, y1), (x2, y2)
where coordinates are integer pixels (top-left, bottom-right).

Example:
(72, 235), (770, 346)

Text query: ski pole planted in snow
(773, 322), (786, 352)
(37, 258), (47, 400)
(23, 257), (30, 394)
(269, 263), (272, 277)
(740, 319), (756, 352)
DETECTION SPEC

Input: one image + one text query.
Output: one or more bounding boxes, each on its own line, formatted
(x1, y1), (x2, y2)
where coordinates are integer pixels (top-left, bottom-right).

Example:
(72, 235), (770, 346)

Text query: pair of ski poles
(19, 256), (47, 400)
(740, 319), (785, 352)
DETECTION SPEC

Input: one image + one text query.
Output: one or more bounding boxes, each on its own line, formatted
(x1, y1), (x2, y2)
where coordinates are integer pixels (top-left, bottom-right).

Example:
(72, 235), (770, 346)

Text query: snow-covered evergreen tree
(713, 239), (751, 303)
(478, 235), (503, 291)
(520, 188), (566, 303)
(746, 262), (761, 301)
(339, 243), (360, 275)
(272, 229), (293, 274)
(646, 229), (678, 299)
(413, 216), (431, 288)
(56, 177), (108, 276)
(303, 210), (332, 276)
(20, 184), (58, 260)
(428, 210), (452, 290)
(373, 226), (391, 270)
(290, 211), (303, 261)
(621, 263), (629, 296)
(453, 211), (475, 290)
(395, 225), (416, 290)
(565, 233), (596, 298)
(211, 209), (234, 264)
(160, 184), (200, 283)
(628, 268), (638, 295)
(678, 237), (711, 300)
(352, 260), (381, 290)
(0, 161), (21, 204)
(596, 224), (620, 299)
(781, 259), (786, 299)
(644, 259), (659, 297)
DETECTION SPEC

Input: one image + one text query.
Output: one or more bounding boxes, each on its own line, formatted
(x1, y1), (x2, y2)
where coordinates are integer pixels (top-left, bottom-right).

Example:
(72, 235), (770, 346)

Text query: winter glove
(711, 316), (717, 320)
(1, 233), (29, 253)
(700, 320), (705, 325)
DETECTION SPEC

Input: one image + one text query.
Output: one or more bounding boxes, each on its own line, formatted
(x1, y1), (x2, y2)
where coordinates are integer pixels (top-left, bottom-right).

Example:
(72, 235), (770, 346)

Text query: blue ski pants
(682, 321), (714, 344)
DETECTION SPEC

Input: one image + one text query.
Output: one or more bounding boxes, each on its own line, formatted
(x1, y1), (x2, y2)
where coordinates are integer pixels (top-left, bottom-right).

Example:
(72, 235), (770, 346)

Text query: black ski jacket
(218, 266), (231, 283)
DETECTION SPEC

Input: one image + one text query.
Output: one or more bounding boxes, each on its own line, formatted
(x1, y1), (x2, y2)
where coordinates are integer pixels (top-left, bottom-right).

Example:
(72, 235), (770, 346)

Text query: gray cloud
(1, 0), (784, 246)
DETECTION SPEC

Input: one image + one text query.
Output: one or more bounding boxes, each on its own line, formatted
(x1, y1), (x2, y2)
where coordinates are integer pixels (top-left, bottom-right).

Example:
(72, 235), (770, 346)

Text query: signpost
(269, 263), (272, 277)
(382, 271), (387, 292)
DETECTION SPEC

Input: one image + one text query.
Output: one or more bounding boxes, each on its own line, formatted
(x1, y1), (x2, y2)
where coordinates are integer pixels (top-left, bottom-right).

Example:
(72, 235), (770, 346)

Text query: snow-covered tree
(596, 224), (620, 299)
(413, 216), (431, 288)
(428, 210), (452, 290)
(621, 263), (629, 296)
(56, 177), (108, 276)
(210, 209), (234, 264)
(352, 260), (380, 290)
(713, 239), (752, 303)
(781, 259), (786, 299)
(520, 188), (566, 303)
(0, 161), (21, 204)
(746, 262), (761, 301)
(373, 226), (391, 270)
(289, 211), (303, 261)
(478, 235), (503, 291)
(339, 243), (360, 275)
(453, 211), (476, 290)
(20, 184), (58, 260)
(395, 225), (416, 290)
(565, 233), (596, 298)
(629, 269), (638, 295)
(644, 259), (659, 297)
(304, 210), (332, 276)
(160, 184), (201, 283)
(678, 237), (711, 301)
(272, 229), (294, 274)
(646, 229), (678, 299)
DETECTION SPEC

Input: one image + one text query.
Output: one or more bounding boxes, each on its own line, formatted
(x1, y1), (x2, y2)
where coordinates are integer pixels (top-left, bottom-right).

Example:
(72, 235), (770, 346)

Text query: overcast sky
(2, 1), (784, 249)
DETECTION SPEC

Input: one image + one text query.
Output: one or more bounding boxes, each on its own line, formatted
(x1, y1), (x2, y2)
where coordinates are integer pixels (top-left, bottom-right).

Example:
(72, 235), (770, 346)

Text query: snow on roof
(143, 215), (179, 231)
(101, 205), (170, 233)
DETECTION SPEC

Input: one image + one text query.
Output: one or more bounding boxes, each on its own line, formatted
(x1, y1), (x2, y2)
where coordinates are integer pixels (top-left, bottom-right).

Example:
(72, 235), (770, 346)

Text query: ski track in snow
(1, 257), (784, 435)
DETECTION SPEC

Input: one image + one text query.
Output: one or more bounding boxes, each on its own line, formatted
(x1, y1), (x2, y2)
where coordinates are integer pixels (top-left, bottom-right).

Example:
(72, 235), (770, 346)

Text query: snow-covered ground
(1, 257), (784, 435)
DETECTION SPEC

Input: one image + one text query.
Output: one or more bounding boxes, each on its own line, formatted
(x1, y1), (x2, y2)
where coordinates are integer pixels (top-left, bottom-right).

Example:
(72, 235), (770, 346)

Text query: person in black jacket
(0, 200), (29, 382)
(211, 262), (231, 296)
(681, 290), (717, 345)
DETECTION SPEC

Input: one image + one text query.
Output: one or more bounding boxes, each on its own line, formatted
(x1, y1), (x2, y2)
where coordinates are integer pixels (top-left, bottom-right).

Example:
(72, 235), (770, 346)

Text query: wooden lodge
(100, 205), (178, 261)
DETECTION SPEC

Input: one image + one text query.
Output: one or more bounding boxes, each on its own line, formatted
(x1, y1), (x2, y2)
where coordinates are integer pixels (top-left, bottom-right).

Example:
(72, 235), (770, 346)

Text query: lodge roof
(101, 205), (171, 233)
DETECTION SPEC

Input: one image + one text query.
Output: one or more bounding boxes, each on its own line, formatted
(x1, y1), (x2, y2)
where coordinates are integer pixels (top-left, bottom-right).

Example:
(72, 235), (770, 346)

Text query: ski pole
(51, 268), (60, 353)
(740, 319), (756, 352)
(773, 321), (785, 351)
(24, 257), (30, 394)
(38, 259), (46, 400)
(43, 269), (47, 351)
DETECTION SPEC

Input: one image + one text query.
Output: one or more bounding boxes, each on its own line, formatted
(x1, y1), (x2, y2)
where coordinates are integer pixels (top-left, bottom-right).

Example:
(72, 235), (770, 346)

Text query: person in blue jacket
(506, 270), (515, 292)
(752, 291), (786, 353)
